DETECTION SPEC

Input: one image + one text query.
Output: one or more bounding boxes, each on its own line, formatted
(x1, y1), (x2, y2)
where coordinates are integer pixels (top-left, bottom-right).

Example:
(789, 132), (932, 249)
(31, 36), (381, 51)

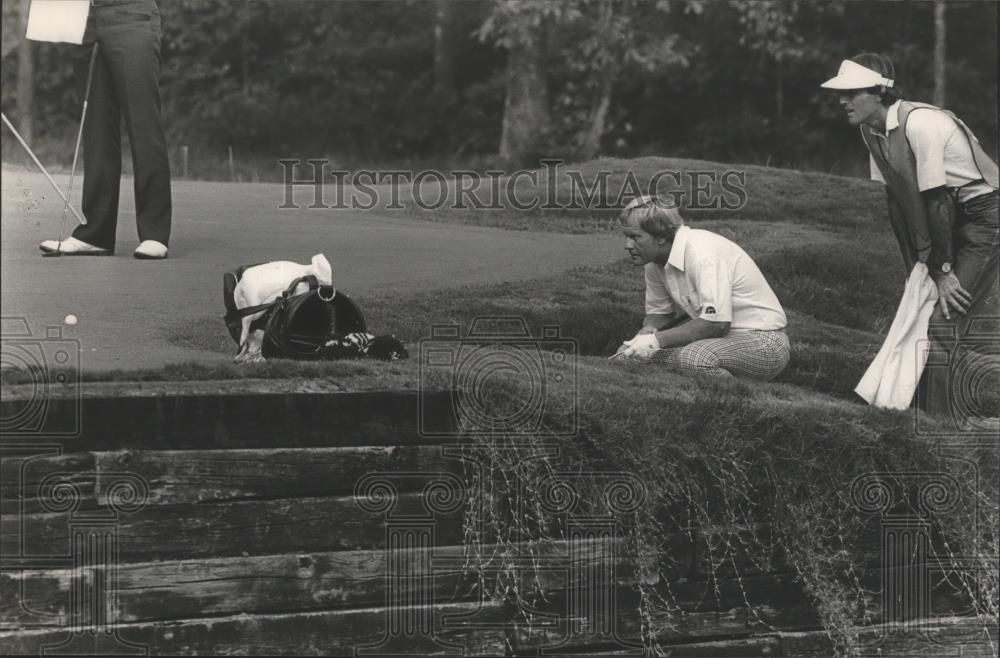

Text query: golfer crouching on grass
(611, 196), (790, 380)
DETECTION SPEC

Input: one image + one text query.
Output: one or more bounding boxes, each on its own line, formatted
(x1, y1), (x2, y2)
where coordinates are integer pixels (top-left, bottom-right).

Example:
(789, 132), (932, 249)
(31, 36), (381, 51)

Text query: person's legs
(651, 330), (791, 380)
(918, 191), (1000, 419)
(70, 41), (121, 251)
(650, 339), (732, 378)
(96, 0), (172, 247)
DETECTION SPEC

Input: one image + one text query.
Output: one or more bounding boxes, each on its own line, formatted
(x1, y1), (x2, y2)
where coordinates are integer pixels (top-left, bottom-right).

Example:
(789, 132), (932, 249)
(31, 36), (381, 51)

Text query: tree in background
(2, 0), (994, 173)
(933, 0), (946, 107)
(732, 0), (802, 120)
(480, 0), (699, 162)
(479, 0), (568, 165)
(4, 0), (34, 145)
(434, 0), (457, 102)
(559, 0), (698, 159)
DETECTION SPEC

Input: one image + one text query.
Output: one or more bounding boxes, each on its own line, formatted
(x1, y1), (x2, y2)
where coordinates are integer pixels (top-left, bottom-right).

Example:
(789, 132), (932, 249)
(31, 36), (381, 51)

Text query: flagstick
(57, 42), (100, 242)
(1, 113), (86, 225)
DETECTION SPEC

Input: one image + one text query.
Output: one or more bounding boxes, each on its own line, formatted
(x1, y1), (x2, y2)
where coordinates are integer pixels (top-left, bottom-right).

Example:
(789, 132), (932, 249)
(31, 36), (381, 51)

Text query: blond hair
(618, 195), (685, 240)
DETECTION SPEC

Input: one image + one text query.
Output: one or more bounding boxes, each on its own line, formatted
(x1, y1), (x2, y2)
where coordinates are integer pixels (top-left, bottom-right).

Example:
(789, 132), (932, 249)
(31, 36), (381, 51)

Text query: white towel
(26, 0), (90, 44)
(855, 263), (938, 410)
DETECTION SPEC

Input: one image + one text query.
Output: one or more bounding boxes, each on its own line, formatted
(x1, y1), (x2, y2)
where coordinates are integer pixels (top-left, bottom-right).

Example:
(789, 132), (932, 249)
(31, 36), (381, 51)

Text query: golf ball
(64, 314), (78, 326)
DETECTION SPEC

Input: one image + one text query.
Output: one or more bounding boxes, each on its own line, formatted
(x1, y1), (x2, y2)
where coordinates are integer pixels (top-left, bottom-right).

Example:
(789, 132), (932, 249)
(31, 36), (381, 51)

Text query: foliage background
(1, 0), (996, 177)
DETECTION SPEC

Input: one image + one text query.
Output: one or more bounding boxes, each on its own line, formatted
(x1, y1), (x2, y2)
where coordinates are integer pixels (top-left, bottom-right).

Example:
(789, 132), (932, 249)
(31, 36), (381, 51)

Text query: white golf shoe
(134, 240), (168, 259)
(39, 237), (111, 256)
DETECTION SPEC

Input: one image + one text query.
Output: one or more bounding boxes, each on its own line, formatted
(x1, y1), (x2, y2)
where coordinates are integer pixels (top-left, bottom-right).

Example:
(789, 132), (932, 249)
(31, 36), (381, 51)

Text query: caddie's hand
(620, 333), (661, 359)
(932, 271), (971, 320)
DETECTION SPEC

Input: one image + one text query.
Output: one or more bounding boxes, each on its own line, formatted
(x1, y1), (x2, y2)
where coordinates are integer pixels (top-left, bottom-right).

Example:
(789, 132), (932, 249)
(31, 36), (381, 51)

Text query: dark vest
(861, 101), (999, 270)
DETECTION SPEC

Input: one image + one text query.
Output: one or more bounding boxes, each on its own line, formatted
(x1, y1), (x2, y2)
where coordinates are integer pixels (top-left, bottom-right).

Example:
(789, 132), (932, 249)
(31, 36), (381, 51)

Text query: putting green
(1, 167), (620, 372)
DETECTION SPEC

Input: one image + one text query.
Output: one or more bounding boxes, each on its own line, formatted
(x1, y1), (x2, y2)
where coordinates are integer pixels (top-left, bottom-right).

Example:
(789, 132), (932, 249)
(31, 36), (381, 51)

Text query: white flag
(26, 0), (90, 44)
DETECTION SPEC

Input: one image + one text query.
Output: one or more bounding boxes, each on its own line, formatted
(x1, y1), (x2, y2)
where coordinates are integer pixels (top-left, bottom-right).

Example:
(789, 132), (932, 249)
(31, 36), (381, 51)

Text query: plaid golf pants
(650, 329), (791, 380)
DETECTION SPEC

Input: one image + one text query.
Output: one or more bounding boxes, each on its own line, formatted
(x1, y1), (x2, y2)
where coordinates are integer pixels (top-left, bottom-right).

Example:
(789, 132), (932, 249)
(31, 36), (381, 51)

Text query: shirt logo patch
(703, 306), (717, 315)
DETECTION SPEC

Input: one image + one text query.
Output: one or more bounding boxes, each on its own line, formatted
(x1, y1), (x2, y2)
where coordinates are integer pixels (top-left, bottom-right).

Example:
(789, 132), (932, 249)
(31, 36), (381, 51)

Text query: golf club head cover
(321, 332), (409, 361)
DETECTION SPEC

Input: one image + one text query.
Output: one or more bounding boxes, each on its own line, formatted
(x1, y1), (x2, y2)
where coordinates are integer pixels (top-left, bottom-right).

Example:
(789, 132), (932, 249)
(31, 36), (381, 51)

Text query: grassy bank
(161, 206), (902, 401)
(10, 155), (981, 408)
(4, 157), (995, 653)
(397, 156), (886, 233)
(159, 158), (998, 649)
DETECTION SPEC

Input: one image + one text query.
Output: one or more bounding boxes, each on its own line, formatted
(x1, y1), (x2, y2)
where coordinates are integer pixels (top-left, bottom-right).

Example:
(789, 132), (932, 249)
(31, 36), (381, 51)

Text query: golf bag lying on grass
(223, 255), (408, 363)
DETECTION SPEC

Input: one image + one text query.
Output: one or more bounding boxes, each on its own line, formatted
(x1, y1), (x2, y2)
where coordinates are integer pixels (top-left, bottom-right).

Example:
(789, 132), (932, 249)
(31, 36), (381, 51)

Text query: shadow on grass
(140, 159), (928, 406)
(164, 258), (886, 402)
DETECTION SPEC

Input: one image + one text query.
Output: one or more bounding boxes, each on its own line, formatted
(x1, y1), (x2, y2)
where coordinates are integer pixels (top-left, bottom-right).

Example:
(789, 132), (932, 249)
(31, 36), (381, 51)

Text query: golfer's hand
(932, 272), (971, 320)
(609, 342), (628, 360)
(618, 333), (661, 360)
(610, 327), (657, 360)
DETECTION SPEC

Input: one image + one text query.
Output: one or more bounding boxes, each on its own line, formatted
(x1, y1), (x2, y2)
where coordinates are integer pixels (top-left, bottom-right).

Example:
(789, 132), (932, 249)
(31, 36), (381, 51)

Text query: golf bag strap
(231, 275), (322, 319)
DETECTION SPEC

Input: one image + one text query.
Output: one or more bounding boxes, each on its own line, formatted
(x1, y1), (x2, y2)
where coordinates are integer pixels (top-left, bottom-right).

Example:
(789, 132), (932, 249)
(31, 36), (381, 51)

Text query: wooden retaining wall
(1, 388), (996, 656)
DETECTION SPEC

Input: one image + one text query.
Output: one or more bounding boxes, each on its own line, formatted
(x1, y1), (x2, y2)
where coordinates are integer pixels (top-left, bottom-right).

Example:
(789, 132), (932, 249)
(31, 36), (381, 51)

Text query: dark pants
(71, 0), (171, 251)
(916, 190), (1000, 422)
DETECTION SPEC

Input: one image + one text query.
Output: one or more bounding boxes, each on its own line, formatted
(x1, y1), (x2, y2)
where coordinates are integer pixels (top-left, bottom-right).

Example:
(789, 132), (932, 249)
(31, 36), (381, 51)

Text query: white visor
(820, 60), (894, 90)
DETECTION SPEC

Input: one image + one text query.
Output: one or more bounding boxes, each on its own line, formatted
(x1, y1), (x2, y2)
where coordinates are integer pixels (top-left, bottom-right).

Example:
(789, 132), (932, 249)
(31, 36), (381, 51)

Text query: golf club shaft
(61, 43), (100, 230)
(1, 113), (86, 225)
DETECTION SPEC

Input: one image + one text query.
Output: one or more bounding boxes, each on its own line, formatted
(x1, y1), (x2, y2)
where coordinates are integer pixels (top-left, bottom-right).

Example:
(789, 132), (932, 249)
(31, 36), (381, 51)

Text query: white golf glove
(618, 333), (661, 360)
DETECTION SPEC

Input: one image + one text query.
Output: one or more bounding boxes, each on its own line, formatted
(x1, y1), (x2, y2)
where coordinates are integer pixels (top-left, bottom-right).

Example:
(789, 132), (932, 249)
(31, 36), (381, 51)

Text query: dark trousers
(71, 0), (171, 251)
(916, 190), (1000, 422)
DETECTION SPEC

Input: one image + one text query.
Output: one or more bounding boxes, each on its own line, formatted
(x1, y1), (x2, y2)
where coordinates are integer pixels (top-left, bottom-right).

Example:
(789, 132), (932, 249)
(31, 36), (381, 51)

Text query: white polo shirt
(869, 101), (994, 202)
(644, 226), (787, 331)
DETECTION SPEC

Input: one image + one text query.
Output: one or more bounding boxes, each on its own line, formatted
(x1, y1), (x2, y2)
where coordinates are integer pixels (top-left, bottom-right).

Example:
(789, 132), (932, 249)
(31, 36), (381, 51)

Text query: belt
(959, 188), (998, 206)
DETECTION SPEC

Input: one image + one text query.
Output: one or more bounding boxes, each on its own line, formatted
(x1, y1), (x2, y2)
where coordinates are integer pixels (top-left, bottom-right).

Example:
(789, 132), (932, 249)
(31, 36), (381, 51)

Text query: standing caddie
(821, 53), (999, 421)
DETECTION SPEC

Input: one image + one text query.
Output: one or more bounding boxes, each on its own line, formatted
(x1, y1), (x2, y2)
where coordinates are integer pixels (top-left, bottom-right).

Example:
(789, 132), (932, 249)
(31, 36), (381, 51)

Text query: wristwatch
(939, 262), (952, 274)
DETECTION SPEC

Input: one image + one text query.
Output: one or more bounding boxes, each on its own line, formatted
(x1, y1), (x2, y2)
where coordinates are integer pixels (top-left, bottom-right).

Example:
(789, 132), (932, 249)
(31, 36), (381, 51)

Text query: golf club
(51, 42), (100, 256)
(1, 113), (85, 226)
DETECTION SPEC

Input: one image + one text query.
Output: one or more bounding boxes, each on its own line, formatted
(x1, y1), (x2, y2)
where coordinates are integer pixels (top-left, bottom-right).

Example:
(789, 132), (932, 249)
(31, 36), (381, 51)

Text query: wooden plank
(510, 584), (811, 652)
(0, 539), (649, 626)
(1, 452), (96, 513)
(513, 606), (765, 651)
(0, 601), (511, 656)
(567, 635), (783, 657)
(4, 526), (974, 627)
(779, 616), (999, 657)
(0, 391), (458, 453)
(672, 523), (888, 582)
(2, 493), (464, 563)
(4, 558), (990, 655)
(548, 618), (1000, 657)
(516, 615), (1000, 657)
(510, 573), (978, 653)
(3, 547), (478, 627)
(3, 445), (463, 511)
(649, 568), (970, 620)
(643, 636), (783, 657)
(91, 445), (461, 505)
